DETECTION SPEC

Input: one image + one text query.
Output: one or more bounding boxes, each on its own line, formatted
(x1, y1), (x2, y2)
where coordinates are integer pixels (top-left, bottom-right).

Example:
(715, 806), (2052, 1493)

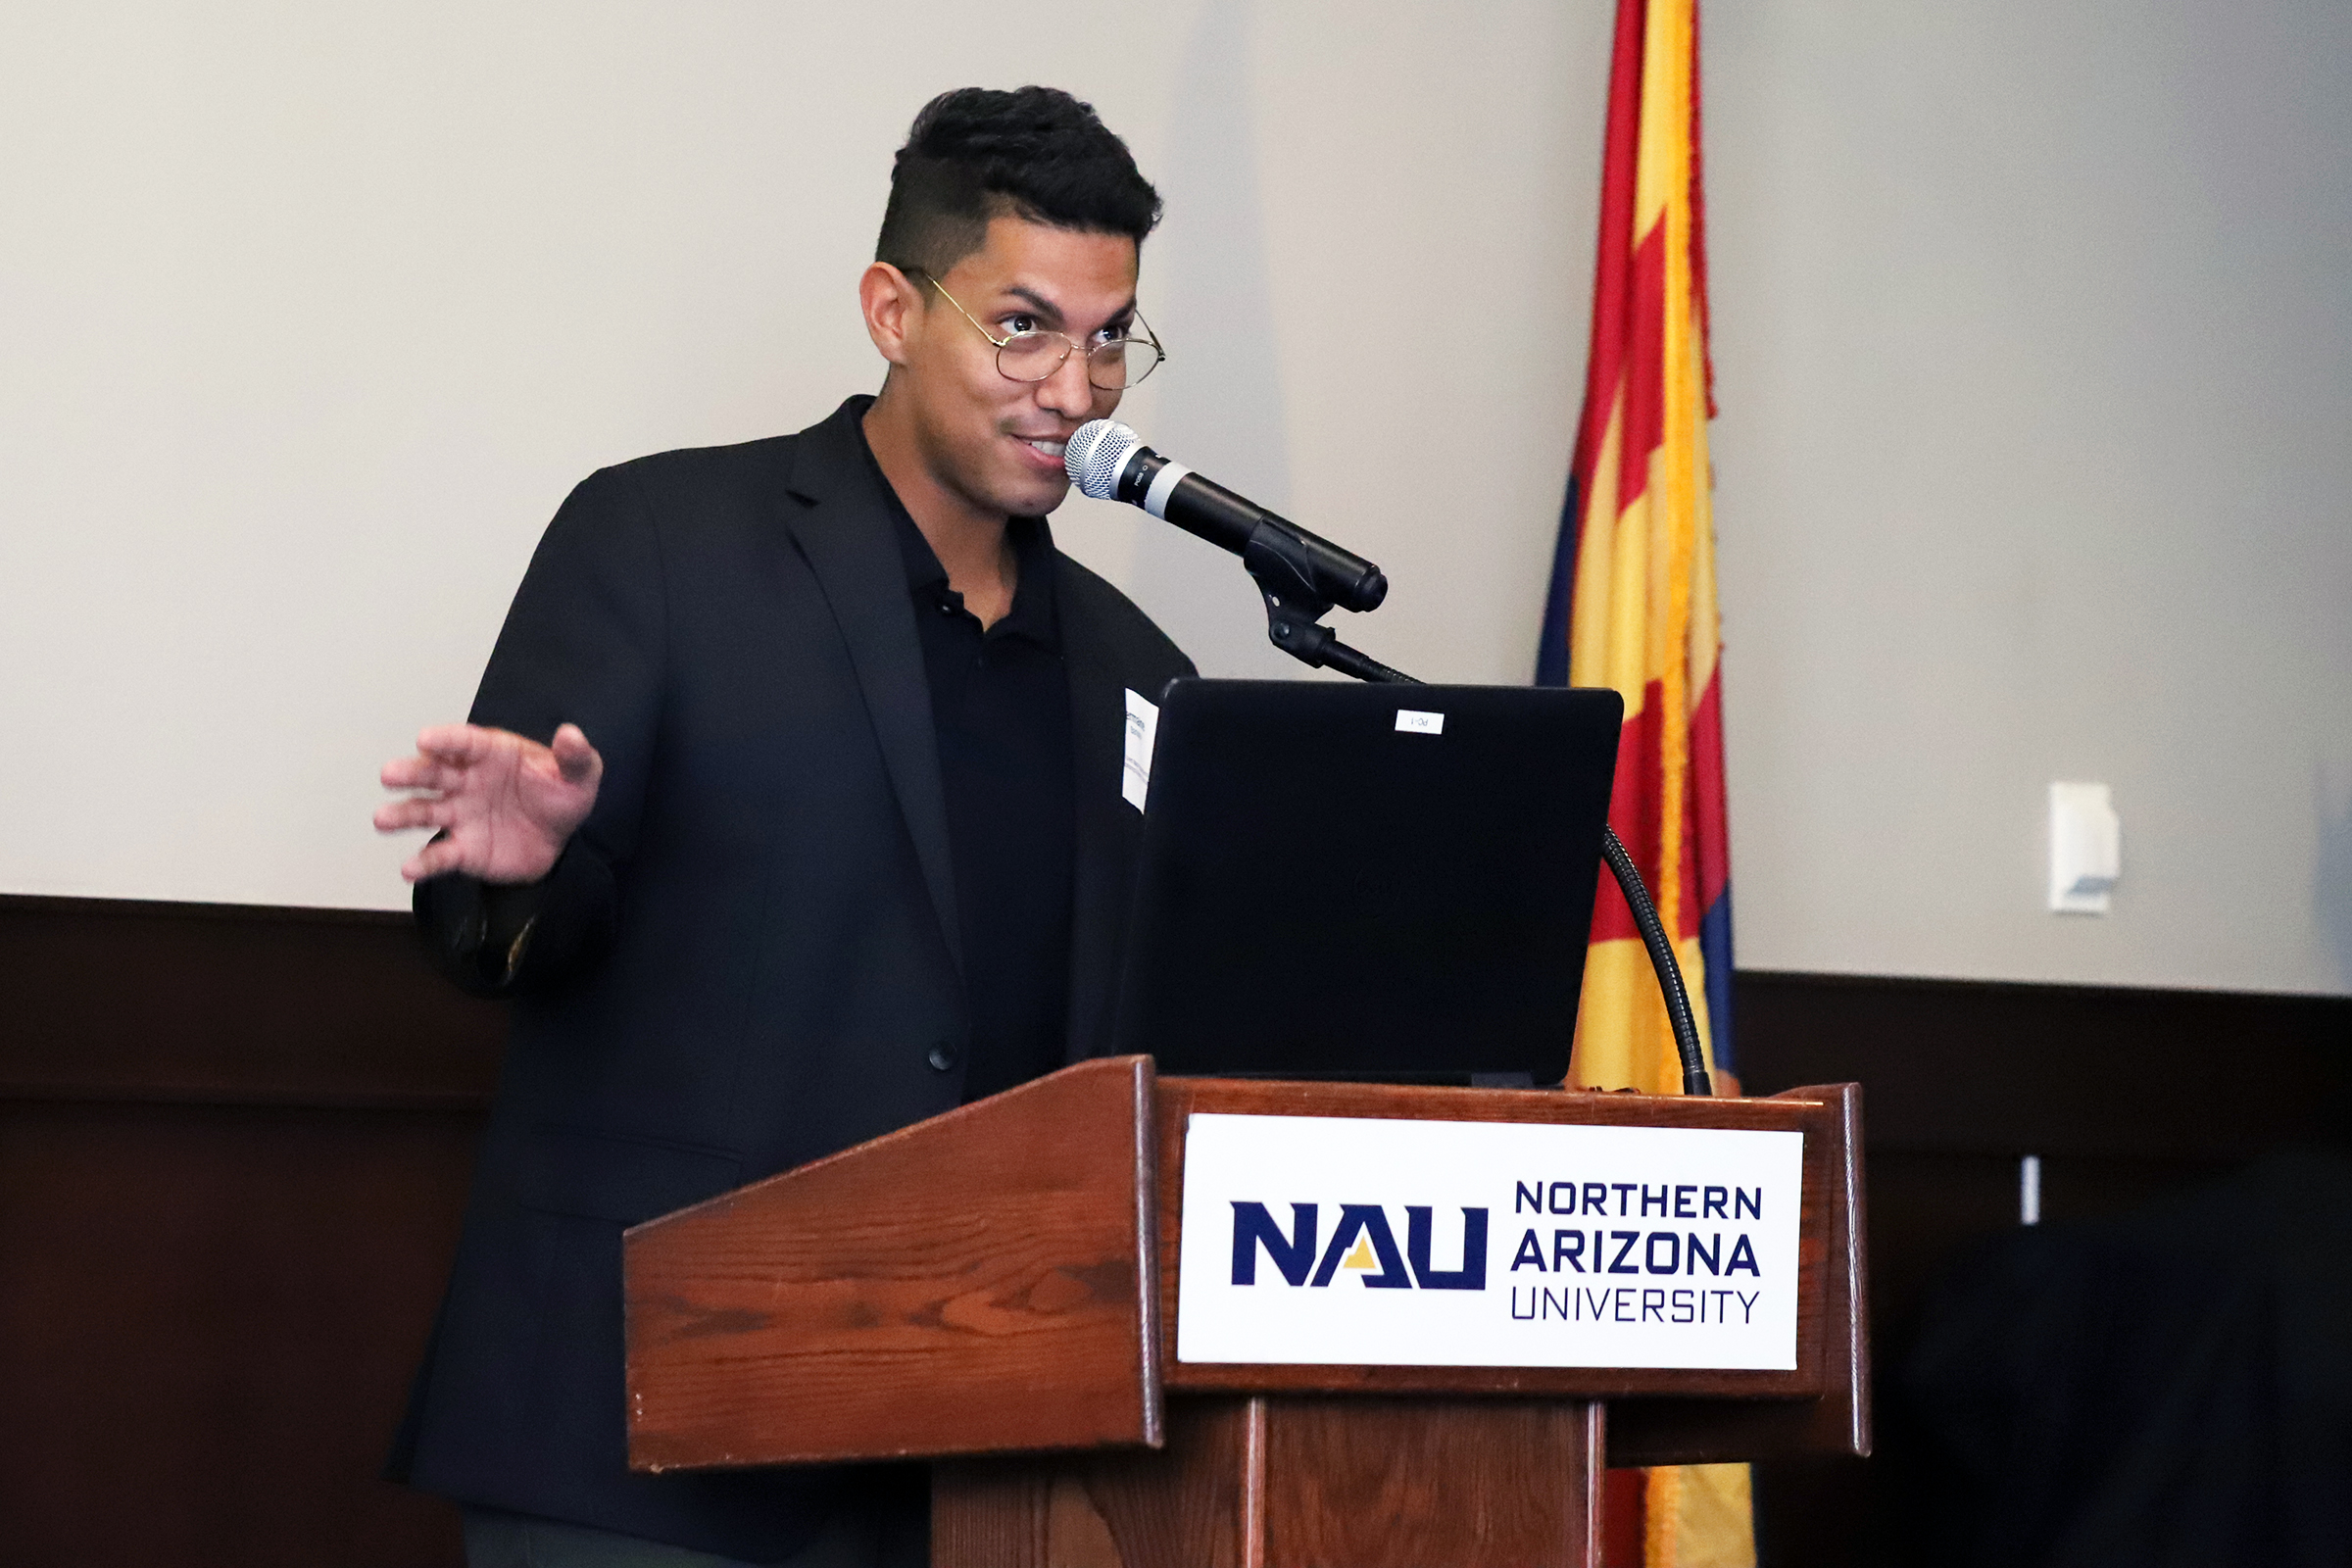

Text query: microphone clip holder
(1246, 527), (1413, 687)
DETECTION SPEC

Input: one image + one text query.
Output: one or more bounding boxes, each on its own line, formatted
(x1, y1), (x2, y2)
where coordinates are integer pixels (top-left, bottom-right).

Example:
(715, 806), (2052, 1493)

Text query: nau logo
(1229, 1201), (1490, 1291)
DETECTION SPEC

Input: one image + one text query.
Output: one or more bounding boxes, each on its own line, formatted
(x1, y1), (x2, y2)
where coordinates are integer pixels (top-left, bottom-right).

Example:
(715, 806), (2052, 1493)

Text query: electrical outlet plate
(2048, 781), (2121, 914)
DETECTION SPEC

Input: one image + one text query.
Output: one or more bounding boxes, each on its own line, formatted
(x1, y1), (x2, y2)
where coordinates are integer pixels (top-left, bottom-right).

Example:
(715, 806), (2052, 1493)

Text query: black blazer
(391, 398), (1194, 1557)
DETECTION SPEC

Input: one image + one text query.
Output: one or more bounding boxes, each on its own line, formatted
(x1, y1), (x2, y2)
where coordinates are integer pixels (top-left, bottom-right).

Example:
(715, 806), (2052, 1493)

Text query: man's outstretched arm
(376, 464), (666, 997)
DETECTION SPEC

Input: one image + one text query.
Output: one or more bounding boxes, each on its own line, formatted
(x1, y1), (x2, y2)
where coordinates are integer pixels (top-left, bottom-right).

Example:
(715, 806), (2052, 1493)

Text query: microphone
(1063, 420), (1388, 614)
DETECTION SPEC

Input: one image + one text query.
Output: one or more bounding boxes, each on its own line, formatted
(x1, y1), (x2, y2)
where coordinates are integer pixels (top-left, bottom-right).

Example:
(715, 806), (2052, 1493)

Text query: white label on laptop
(1396, 709), (1446, 735)
(1122, 689), (1160, 812)
(1176, 1113), (1804, 1369)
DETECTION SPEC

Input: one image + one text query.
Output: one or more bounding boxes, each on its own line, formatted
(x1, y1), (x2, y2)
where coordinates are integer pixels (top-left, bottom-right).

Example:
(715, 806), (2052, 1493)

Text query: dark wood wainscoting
(0, 896), (502, 1568)
(1734, 971), (2352, 1568)
(3, 894), (2345, 1566)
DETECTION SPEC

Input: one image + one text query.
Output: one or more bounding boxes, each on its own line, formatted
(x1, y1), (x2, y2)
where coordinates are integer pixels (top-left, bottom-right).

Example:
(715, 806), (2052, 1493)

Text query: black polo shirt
(867, 456), (1076, 1104)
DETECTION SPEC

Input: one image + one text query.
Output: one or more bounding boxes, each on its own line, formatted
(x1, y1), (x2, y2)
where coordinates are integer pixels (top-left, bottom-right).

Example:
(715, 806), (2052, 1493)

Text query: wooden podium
(623, 1058), (1867, 1567)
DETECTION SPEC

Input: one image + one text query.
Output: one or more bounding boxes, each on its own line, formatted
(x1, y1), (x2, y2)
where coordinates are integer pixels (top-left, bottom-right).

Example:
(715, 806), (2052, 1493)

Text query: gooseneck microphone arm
(1598, 830), (1714, 1098)
(1063, 420), (1711, 1096)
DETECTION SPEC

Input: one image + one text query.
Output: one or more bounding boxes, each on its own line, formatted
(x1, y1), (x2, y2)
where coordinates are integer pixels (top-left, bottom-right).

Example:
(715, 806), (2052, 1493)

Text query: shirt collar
(858, 419), (1061, 651)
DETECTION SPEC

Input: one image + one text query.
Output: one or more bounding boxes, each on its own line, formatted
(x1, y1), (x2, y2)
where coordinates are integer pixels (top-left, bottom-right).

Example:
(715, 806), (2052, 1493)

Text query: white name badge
(1175, 1113), (1805, 1370)
(1121, 688), (1159, 812)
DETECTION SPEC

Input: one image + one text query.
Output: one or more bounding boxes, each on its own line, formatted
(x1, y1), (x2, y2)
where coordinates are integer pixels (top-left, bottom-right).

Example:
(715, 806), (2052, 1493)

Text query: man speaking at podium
(374, 87), (1194, 1568)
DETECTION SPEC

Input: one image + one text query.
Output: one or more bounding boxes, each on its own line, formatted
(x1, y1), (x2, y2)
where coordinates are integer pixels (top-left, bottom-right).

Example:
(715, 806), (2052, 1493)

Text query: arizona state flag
(1536, 0), (1750, 1561)
(1539, 0), (1734, 1105)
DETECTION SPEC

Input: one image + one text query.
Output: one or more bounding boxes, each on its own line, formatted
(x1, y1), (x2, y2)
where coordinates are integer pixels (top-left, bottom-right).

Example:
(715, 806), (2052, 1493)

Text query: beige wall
(3, 1), (2345, 995)
(0, 0), (1602, 906)
(1703, 0), (2352, 994)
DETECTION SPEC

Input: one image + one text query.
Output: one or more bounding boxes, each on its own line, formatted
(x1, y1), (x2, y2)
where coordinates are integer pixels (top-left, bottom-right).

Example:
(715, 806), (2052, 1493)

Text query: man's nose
(1036, 347), (1096, 416)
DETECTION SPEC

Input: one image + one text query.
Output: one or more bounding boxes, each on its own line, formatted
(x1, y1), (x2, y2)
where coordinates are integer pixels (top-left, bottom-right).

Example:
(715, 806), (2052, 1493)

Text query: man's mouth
(1020, 437), (1067, 459)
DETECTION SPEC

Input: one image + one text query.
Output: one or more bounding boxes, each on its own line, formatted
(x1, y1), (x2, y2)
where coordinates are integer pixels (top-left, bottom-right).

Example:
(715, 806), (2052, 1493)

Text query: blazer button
(926, 1042), (958, 1073)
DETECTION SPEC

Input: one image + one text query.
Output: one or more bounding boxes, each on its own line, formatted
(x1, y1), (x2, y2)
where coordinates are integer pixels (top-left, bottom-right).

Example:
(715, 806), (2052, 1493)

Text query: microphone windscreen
(1064, 419), (1143, 501)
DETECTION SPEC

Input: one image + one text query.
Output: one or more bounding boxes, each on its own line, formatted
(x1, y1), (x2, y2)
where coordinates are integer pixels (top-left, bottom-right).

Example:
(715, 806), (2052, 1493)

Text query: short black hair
(876, 86), (1162, 280)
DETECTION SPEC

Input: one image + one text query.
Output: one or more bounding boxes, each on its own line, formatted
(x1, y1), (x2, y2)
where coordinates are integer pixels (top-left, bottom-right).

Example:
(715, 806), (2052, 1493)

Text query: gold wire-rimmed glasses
(913, 270), (1165, 391)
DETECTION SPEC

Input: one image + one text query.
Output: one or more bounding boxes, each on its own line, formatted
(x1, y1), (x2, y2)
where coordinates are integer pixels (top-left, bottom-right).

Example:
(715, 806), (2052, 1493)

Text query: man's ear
(859, 263), (923, 368)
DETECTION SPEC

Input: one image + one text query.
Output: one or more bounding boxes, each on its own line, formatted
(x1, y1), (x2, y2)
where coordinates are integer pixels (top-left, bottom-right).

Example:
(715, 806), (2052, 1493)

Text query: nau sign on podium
(622, 1059), (1867, 1567)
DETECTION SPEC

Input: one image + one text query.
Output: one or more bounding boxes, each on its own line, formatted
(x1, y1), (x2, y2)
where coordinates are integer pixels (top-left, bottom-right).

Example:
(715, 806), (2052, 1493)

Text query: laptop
(1112, 678), (1624, 1086)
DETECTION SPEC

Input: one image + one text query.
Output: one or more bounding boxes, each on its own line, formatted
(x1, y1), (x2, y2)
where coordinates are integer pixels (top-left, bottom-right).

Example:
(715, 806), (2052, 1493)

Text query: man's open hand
(374, 723), (604, 884)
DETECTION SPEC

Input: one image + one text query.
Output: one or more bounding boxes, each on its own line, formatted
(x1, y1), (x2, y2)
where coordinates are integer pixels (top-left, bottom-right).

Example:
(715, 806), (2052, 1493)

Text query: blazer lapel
(774, 404), (963, 982)
(1056, 557), (1145, 1063)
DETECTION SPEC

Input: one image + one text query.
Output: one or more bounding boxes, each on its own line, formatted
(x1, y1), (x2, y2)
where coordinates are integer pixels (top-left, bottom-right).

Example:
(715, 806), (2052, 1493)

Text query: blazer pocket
(516, 1124), (744, 1227)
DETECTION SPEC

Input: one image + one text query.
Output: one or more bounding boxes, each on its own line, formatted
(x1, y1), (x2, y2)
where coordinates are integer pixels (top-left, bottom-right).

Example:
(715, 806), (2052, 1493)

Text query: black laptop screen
(1113, 679), (1623, 1085)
